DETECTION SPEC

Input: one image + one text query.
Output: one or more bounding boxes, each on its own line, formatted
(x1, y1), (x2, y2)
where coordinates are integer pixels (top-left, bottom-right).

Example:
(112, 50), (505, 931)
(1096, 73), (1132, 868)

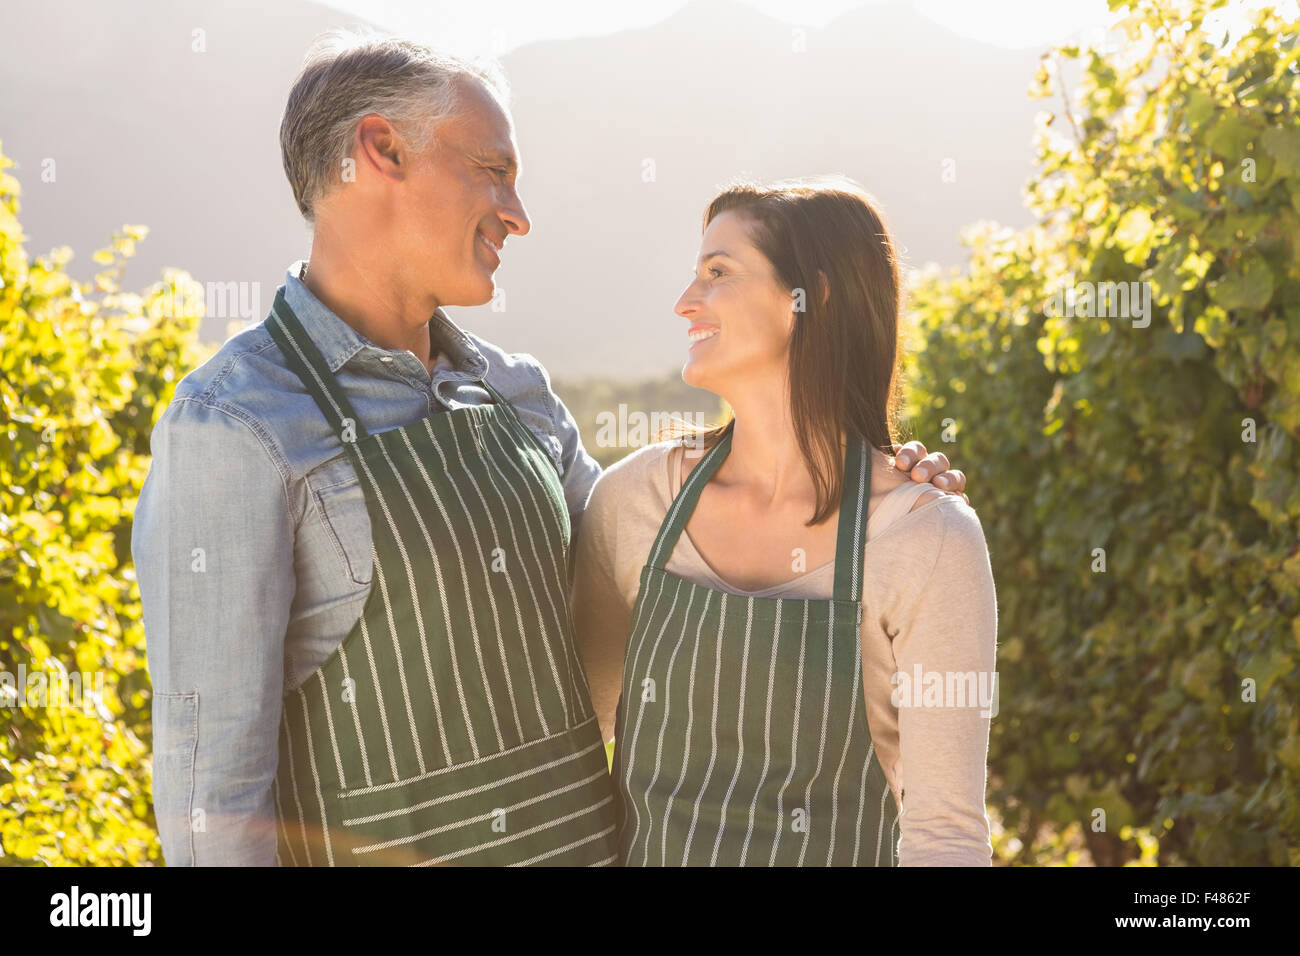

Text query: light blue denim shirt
(132, 261), (601, 866)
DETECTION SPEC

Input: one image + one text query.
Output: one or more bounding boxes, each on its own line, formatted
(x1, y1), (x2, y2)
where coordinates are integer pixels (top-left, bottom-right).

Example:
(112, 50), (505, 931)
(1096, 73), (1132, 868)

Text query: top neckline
(662, 440), (940, 598)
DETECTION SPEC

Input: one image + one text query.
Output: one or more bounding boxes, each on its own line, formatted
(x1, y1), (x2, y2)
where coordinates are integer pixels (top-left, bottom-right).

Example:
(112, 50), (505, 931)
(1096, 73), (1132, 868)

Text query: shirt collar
(281, 260), (488, 377)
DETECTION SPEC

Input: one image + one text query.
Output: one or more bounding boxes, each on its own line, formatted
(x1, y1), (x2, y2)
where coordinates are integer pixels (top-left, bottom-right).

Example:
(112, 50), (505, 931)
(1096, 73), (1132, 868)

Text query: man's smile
(477, 229), (503, 264)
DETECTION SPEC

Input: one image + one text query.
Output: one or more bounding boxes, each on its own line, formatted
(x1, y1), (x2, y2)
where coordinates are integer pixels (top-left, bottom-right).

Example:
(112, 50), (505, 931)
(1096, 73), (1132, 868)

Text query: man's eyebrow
(475, 150), (518, 172)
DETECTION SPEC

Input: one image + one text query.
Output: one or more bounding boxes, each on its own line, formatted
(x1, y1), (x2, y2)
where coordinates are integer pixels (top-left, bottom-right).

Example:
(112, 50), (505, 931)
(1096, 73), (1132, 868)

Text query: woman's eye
(708, 266), (724, 279)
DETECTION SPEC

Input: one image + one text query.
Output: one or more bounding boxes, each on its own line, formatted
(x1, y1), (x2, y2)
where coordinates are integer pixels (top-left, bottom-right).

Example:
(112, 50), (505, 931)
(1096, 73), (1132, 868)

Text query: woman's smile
(688, 324), (720, 347)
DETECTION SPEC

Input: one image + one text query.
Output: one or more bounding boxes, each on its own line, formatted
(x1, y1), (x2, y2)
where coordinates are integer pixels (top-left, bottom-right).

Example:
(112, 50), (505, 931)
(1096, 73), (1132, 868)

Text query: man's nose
(500, 189), (531, 237)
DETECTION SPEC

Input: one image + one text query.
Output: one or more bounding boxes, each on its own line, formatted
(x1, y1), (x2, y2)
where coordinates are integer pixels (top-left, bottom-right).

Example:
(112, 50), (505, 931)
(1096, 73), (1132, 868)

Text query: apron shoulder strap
(645, 421), (734, 571)
(478, 377), (514, 421)
(478, 378), (556, 464)
(266, 288), (370, 445)
(831, 436), (872, 604)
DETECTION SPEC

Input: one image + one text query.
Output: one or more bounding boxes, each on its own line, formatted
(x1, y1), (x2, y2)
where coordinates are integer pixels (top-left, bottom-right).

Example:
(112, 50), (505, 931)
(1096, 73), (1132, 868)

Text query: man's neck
(302, 234), (437, 368)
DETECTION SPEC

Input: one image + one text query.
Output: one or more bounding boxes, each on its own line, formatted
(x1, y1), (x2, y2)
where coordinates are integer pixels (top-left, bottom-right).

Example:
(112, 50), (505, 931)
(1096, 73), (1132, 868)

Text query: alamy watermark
(0, 664), (106, 717)
(152, 276), (262, 323)
(49, 886), (150, 936)
(891, 666), (999, 718)
(594, 403), (712, 450)
(1043, 275), (1151, 328)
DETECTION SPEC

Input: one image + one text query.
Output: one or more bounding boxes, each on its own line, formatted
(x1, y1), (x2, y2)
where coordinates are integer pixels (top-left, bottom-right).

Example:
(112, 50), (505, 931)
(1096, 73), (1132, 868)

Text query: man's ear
(356, 115), (405, 184)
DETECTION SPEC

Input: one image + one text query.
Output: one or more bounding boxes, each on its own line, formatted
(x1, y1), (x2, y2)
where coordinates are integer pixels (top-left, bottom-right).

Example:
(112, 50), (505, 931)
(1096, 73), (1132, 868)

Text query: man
(132, 30), (967, 866)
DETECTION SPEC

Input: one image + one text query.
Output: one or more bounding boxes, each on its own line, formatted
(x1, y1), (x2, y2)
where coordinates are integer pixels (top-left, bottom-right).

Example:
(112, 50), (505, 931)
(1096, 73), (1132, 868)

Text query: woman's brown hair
(668, 176), (907, 526)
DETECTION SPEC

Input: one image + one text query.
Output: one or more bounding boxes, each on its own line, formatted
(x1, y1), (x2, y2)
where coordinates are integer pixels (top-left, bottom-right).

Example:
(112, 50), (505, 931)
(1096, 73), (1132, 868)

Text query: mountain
(0, 0), (1045, 378)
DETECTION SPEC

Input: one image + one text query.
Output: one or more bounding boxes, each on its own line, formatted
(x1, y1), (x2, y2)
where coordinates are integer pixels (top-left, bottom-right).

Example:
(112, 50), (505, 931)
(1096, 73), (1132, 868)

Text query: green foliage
(906, 0), (1300, 865)
(0, 142), (208, 865)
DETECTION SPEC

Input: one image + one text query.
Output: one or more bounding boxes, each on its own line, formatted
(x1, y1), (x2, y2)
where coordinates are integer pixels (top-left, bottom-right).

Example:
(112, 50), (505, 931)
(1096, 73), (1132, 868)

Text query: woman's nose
(675, 281), (701, 318)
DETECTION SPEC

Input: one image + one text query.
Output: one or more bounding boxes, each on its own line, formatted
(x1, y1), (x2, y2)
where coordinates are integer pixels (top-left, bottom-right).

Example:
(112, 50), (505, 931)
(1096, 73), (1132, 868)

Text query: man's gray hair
(280, 29), (510, 221)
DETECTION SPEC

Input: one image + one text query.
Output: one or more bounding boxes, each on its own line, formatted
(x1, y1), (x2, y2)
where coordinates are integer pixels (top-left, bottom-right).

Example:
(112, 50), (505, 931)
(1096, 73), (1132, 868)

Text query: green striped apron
(611, 421), (900, 866)
(265, 289), (616, 866)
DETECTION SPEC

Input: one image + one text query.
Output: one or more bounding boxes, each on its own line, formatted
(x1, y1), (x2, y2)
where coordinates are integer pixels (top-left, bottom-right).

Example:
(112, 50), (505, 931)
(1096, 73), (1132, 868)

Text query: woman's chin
(681, 359), (710, 391)
(681, 345), (733, 390)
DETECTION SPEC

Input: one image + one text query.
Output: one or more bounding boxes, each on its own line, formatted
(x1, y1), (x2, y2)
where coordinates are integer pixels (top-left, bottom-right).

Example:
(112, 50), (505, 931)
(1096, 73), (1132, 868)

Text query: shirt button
(380, 356), (393, 363)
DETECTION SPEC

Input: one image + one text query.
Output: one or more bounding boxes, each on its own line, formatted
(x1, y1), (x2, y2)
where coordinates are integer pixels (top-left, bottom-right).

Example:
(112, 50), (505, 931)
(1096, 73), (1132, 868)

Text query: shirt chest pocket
(307, 455), (373, 588)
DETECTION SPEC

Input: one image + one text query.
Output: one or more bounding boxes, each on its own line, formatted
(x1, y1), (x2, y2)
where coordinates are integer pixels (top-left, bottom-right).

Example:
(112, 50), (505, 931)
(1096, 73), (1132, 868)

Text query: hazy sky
(316, 0), (1113, 53)
(314, 0), (1284, 55)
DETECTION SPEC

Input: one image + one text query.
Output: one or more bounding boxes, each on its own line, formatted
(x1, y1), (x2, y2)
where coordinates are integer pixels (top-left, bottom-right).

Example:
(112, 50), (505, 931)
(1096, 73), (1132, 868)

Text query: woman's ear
(789, 273), (831, 321)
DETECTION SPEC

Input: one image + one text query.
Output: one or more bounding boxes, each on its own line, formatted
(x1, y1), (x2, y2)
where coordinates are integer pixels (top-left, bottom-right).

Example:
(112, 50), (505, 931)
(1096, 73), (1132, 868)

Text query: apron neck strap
(268, 288), (518, 447)
(831, 436), (872, 605)
(478, 378), (532, 437)
(645, 421), (872, 605)
(266, 287), (371, 445)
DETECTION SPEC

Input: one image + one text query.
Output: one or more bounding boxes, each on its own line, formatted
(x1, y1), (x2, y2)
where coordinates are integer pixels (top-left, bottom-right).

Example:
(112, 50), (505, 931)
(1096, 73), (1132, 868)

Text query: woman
(572, 178), (998, 866)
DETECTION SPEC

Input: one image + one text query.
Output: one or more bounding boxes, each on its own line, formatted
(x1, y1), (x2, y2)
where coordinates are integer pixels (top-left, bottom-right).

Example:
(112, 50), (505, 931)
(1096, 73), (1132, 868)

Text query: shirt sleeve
(529, 362), (602, 565)
(132, 398), (296, 866)
(570, 467), (632, 746)
(889, 500), (999, 866)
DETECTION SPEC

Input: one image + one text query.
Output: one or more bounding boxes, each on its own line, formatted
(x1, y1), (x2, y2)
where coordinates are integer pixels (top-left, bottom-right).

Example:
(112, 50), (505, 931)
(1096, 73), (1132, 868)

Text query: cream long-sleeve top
(572, 438), (999, 867)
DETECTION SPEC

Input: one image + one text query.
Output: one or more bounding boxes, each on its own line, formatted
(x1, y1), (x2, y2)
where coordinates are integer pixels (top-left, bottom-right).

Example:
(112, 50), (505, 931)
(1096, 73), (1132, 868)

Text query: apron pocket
(329, 717), (616, 866)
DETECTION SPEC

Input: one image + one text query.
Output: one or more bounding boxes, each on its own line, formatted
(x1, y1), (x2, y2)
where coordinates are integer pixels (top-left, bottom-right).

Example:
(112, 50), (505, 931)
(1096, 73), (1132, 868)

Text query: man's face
(396, 79), (530, 309)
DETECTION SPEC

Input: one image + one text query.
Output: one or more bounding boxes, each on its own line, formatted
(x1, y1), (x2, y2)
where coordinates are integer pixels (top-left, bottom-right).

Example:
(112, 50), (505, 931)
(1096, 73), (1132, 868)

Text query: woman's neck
(718, 383), (832, 508)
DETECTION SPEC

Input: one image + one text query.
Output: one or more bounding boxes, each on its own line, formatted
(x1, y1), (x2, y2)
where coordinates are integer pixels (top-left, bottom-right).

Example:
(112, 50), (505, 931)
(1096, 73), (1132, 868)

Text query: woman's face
(675, 210), (795, 396)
